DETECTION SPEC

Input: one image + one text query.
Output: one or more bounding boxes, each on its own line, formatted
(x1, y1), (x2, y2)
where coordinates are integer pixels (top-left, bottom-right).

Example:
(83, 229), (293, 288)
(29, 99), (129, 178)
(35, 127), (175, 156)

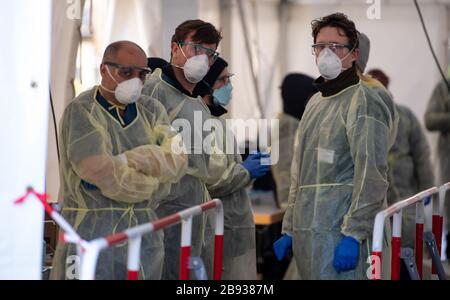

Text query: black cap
(281, 73), (316, 120)
(147, 57), (170, 71)
(193, 57), (229, 98)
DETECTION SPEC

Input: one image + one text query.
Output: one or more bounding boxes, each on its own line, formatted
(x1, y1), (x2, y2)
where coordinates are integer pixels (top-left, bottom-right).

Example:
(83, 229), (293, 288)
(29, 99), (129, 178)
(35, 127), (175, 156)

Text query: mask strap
(171, 63), (184, 70)
(108, 106), (126, 126)
(340, 45), (357, 62)
(171, 43), (189, 70)
(178, 43), (188, 60)
(100, 65), (119, 94)
(98, 84), (126, 110)
(106, 65), (119, 85)
(102, 84), (127, 120)
(107, 101), (126, 110)
(100, 84), (115, 94)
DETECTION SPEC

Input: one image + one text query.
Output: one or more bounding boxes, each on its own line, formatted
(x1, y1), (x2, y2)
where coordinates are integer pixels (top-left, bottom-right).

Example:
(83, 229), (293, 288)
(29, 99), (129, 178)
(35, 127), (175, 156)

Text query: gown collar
(314, 65), (360, 98)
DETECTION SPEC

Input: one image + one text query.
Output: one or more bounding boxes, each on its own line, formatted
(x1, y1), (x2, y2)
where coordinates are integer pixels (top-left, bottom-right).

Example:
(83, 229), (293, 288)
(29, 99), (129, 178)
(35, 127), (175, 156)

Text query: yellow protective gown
(142, 68), (228, 279)
(271, 113), (301, 208)
(282, 68), (393, 279)
(202, 114), (256, 280)
(51, 87), (187, 280)
(360, 75), (399, 150)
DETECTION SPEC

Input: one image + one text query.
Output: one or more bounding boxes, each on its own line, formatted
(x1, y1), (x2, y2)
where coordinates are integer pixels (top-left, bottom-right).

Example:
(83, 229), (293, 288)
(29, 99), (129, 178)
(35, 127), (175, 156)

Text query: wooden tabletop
(252, 205), (285, 225)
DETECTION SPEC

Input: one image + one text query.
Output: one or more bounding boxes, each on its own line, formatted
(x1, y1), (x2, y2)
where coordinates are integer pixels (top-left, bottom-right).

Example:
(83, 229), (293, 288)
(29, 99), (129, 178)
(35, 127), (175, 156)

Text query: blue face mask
(213, 83), (233, 106)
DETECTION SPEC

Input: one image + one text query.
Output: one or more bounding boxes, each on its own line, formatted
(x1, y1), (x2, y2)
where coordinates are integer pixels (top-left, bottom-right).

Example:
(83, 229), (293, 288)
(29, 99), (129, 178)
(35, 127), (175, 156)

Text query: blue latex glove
(424, 196), (431, 206)
(242, 153), (271, 179)
(81, 180), (98, 190)
(273, 234), (293, 261)
(333, 236), (360, 273)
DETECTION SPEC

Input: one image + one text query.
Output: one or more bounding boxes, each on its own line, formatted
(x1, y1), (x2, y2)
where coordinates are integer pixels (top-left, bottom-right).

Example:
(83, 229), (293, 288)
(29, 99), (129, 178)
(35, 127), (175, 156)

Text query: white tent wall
(102, 0), (163, 56)
(46, 0), (85, 202)
(78, 0), (163, 91)
(0, 0), (52, 279)
(199, 0), (221, 26)
(227, 0), (283, 123)
(161, 0), (199, 62)
(151, 0), (222, 63)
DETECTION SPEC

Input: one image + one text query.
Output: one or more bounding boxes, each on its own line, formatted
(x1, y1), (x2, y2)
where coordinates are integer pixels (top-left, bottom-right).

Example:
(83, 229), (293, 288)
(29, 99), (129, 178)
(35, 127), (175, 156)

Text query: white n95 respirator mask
(177, 45), (210, 84)
(183, 54), (210, 84)
(102, 66), (143, 105)
(317, 48), (354, 80)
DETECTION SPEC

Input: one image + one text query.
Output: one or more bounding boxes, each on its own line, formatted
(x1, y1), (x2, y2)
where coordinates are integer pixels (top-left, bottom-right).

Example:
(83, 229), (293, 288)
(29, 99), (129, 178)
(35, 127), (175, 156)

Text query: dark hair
(368, 69), (390, 89)
(281, 73), (316, 120)
(311, 13), (359, 49)
(171, 19), (222, 46)
(147, 57), (170, 71)
(102, 41), (146, 63)
(193, 57), (229, 98)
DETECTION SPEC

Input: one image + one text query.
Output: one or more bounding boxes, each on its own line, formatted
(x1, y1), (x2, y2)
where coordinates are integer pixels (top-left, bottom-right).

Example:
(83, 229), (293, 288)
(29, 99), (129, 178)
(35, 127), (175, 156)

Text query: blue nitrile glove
(424, 196), (431, 206)
(333, 236), (360, 273)
(81, 180), (98, 190)
(273, 234), (293, 261)
(242, 153), (271, 179)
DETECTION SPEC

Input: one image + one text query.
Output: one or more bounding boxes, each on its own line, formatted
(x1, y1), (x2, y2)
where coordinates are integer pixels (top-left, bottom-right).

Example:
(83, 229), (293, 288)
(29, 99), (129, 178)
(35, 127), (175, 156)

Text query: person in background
(356, 32), (399, 150)
(271, 74), (316, 280)
(272, 73), (316, 209)
(369, 69), (434, 249)
(142, 20), (229, 280)
(275, 13), (394, 279)
(193, 57), (270, 279)
(425, 76), (450, 262)
(353, 31), (400, 279)
(148, 57), (170, 72)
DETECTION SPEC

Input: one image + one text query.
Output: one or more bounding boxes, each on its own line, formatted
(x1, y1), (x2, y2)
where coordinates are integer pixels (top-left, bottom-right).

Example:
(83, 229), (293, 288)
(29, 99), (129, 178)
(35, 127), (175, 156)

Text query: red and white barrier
(15, 189), (224, 280)
(371, 183), (449, 280)
(432, 183), (450, 274)
(77, 199), (224, 280)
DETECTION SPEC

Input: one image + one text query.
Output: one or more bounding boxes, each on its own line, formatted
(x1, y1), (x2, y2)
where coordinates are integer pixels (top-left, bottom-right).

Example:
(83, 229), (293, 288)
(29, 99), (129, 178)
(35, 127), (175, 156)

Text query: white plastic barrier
(77, 199), (224, 280)
(18, 191), (224, 280)
(1, 0), (51, 280)
(14, 188), (89, 264)
(371, 183), (450, 280)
